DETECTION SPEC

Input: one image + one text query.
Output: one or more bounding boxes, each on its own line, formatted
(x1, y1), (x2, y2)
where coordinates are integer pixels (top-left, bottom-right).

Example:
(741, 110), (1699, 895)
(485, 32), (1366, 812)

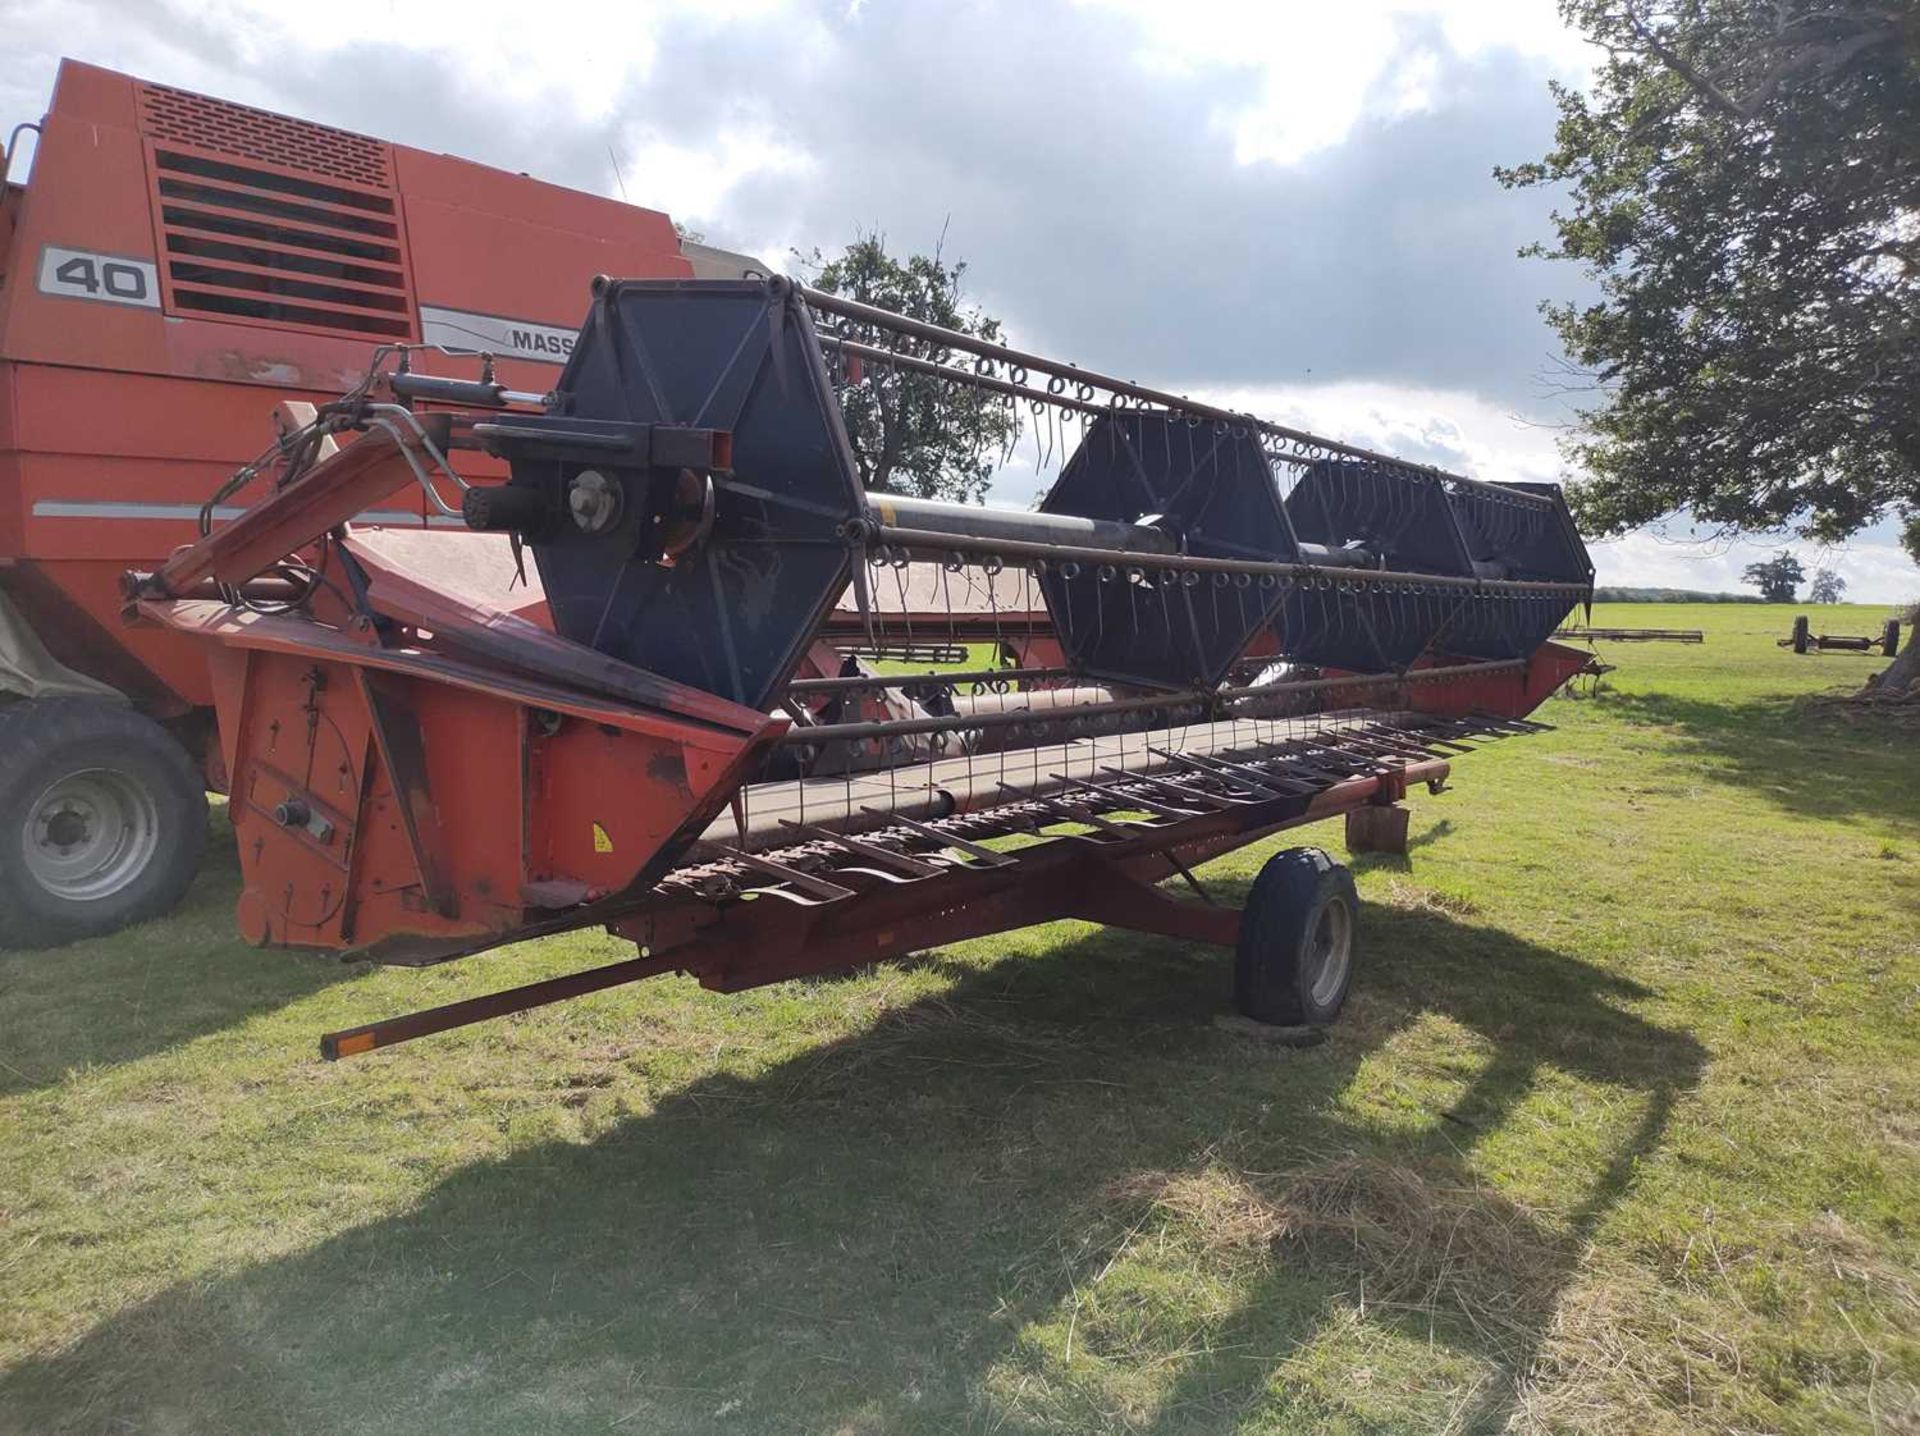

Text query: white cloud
(1199, 380), (1560, 479)
(0, 0), (785, 143)
(1073, 0), (1594, 165)
(619, 125), (814, 230)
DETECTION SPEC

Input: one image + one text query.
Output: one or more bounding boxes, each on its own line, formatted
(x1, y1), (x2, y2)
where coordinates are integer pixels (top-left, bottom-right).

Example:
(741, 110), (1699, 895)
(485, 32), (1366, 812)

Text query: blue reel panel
(527, 280), (866, 710)
(1438, 483), (1592, 658)
(1038, 413), (1295, 689)
(1277, 460), (1472, 670)
(1273, 460), (1589, 670)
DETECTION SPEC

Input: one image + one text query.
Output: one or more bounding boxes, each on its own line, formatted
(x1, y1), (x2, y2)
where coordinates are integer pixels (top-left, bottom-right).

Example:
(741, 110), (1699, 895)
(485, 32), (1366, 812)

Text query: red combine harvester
(0, 61), (761, 944)
(8, 63), (1598, 1058)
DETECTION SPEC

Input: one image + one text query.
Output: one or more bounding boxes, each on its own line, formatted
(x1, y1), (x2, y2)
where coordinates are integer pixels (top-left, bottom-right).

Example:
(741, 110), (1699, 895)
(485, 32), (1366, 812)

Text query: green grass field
(2, 602), (1915, 1434)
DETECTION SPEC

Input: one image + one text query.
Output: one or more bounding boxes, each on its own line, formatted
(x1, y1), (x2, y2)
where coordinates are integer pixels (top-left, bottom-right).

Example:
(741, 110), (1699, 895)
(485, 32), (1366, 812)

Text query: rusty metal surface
(317, 707), (1539, 1058)
(663, 709), (1503, 903)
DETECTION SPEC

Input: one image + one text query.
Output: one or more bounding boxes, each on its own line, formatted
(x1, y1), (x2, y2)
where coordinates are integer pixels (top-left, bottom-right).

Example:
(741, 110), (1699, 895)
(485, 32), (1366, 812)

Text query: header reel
(468, 276), (1593, 712)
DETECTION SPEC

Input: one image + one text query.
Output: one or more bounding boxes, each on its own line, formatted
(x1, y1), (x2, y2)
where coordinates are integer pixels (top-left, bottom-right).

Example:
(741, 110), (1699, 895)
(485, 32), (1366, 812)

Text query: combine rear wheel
(0, 699), (207, 948)
(1234, 847), (1358, 1027)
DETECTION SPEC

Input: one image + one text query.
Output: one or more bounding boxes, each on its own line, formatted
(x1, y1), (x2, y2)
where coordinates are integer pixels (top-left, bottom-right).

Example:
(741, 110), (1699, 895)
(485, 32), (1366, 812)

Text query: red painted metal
(1404, 642), (1596, 718)
(320, 752), (1449, 1058)
(145, 417), (448, 596)
(140, 595), (784, 963)
(0, 59), (695, 739)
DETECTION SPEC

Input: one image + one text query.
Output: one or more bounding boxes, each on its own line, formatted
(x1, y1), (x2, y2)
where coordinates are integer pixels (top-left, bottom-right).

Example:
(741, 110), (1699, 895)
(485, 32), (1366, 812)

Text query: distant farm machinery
(1554, 625), (1703, 644)
(130, 277), (1596, 1057)
(1782, 614), (1902, 656)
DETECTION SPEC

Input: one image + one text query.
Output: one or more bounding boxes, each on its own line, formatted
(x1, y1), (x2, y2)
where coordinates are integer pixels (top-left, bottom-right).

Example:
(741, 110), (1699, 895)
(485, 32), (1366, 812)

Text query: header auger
(130, 275), (1596, 1057)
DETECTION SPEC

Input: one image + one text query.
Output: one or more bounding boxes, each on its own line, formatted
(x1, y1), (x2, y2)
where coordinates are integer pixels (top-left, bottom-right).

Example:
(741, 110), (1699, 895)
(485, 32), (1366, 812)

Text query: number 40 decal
(35, 246), (160, 309)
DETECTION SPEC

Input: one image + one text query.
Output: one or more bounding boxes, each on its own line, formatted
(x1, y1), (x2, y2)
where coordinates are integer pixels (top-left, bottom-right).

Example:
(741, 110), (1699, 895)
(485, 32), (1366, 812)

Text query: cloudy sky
(5, 0), (1914, 600)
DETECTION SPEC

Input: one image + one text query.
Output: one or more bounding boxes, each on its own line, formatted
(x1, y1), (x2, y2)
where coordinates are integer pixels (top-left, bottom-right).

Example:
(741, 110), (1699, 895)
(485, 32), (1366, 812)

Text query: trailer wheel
(1234, 847), (1357, 1027)
(0, 699), (208, 948)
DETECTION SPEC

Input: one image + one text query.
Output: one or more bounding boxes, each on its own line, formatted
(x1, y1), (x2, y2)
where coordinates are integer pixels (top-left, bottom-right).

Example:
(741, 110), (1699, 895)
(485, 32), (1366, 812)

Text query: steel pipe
(871, 492), (1181, 556)
(866, 494), (1398, 572)
(854, 522), (1592, 598)
(786, 664), (1077, 695)
(777, 657), (1526, 745)
(942, 686), (1114, 720)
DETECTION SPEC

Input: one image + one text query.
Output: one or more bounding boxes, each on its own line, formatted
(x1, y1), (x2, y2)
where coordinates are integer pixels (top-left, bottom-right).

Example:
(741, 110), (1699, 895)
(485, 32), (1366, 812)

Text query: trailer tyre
(0, 699), (207, 949)
(1234, 847), (1357, 1027)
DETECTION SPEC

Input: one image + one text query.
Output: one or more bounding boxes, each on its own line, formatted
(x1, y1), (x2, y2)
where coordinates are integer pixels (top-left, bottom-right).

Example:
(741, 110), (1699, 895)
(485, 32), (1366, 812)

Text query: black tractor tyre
(0, 698), (208, 949)
(1234, 847), (1359, 1027)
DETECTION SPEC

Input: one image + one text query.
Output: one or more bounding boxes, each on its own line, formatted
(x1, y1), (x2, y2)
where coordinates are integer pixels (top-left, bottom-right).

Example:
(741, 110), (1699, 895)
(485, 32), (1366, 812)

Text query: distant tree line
(1591, 587), (1767, 604)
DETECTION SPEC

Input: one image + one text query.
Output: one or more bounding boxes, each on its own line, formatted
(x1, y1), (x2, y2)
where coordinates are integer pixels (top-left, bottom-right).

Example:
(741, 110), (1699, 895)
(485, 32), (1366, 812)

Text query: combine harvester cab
(130, 275), (1596, 1057)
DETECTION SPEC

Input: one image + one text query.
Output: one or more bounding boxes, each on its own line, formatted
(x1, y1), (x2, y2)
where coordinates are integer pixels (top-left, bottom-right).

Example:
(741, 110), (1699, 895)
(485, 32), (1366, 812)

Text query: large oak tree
(1501, 1), (1919, 681)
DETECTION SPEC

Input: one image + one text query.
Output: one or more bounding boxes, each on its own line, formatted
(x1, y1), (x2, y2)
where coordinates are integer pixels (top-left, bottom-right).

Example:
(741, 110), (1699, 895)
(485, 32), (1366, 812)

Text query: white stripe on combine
(31, 500), (464, 527)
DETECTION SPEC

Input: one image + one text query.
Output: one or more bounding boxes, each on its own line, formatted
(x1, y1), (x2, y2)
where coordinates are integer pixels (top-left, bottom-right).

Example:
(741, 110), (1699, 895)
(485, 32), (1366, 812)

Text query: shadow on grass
(1591, 688), (1916, 834)
(0, 815), (355, 1094)
(1124, 894), (1700, 1434)
(0, 892), (1704, 1435)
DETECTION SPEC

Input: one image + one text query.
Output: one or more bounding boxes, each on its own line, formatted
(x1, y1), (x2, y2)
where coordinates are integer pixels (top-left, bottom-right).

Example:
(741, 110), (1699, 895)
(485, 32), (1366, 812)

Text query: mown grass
(1, 601), (1915, 1434)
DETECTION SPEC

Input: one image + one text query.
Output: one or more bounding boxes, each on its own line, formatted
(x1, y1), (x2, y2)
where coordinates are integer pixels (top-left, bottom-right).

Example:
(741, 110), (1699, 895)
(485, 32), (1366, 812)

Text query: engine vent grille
(149, 147), (415, 341)
(140, 83), (392, 189)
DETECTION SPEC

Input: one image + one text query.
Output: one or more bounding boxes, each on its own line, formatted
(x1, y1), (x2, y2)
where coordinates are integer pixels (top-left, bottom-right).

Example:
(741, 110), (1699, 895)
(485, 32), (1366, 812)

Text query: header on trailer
(127, 271), (1595, 1056)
